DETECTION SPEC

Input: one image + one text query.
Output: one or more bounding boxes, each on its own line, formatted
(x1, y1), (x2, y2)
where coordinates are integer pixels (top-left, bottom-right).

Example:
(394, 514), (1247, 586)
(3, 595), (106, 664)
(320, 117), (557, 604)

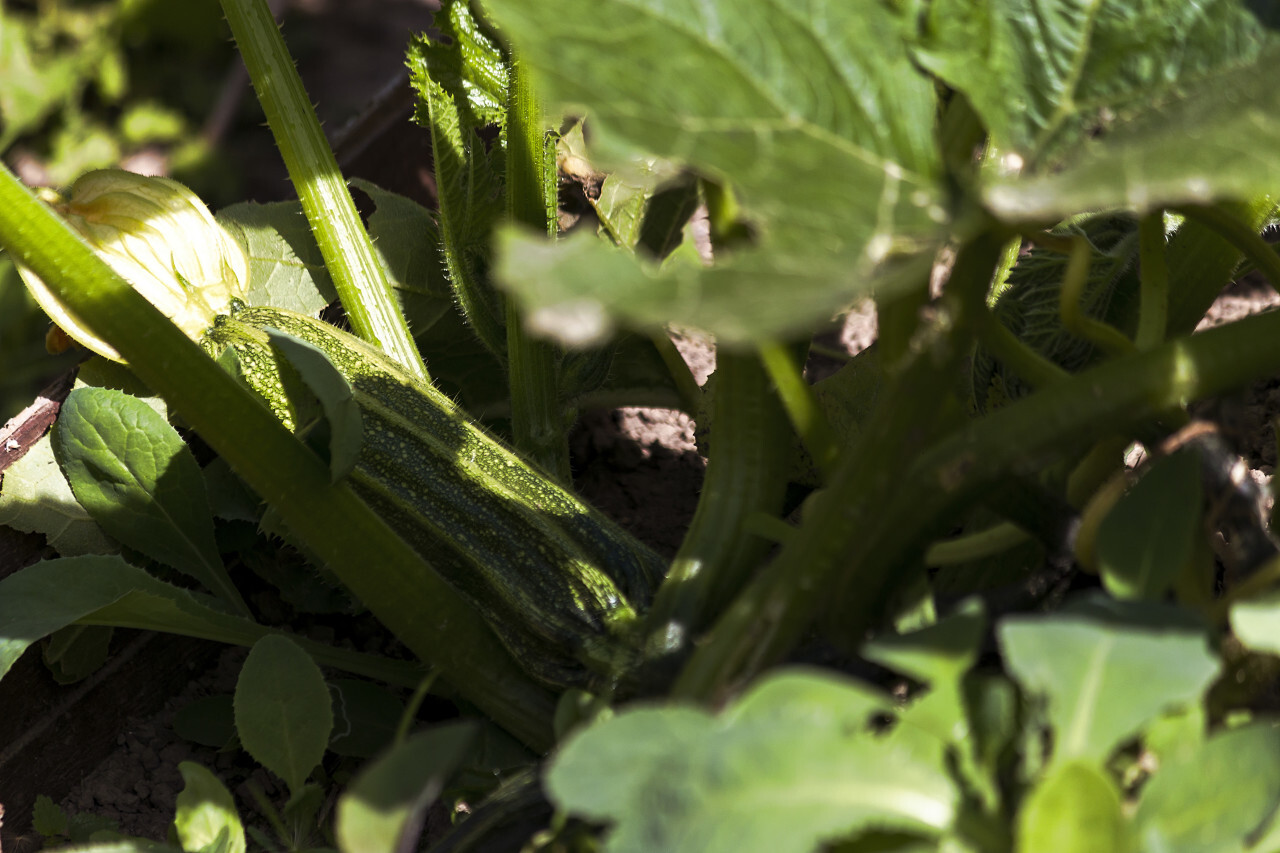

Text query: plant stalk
(504, 53), (570, 482)
(641, 351), (791, 676)
(758, 341), (839, 480)
(218, 0), (428, 381)
(674, 232), (1008, 702)
(0, 164), (555, 750)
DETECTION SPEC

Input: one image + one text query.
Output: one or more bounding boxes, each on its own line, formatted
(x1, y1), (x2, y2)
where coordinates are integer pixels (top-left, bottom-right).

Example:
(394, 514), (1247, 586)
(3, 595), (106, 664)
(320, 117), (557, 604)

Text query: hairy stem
(504, 54), (570, 481)
(218, 0), (427, 380)
(1059, 234), (1134, 356)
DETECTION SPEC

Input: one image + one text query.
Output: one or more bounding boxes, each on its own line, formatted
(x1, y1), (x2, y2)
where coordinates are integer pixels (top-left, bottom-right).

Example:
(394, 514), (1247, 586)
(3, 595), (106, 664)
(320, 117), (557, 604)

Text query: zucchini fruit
(203, 306), (664, 691)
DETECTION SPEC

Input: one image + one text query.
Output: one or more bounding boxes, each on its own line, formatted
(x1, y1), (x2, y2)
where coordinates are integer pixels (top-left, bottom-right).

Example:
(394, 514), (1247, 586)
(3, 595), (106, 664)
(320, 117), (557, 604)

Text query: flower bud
(18, 169), (249, 363)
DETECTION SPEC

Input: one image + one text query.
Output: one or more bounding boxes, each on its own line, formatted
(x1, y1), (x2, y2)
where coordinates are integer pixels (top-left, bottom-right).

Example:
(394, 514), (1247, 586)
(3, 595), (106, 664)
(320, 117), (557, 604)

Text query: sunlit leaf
(998, 594), (1219, 765)
(915, 0), (1271, 163)
(486, 0), (945, 343)
(1135, 722), (1280, 853)
(986, 41), (1280, 221)
(1015, 760), (1126, 853)
(0, 432), (117, 556)
(335, 721), (477, 853)
(546, 669), (956, 853)
(174, 762), (246, 853)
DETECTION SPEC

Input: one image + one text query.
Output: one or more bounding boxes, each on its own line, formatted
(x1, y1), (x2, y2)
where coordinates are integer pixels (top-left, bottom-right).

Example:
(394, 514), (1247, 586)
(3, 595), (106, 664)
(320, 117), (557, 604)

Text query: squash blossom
(17, 169), (248, 363)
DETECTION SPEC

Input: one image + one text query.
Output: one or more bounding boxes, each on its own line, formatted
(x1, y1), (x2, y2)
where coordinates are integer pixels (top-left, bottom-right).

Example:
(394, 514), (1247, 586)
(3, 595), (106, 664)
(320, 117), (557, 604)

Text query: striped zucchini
(203, 306), (664, 691)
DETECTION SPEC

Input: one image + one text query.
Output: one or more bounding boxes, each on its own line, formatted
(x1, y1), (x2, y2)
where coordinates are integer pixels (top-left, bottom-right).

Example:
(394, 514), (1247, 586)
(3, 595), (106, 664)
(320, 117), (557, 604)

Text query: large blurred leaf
(1097, 450), (1203, 601)
(0, 8), (104, 150)
(335, 721), (477, 853)
(486, 0), (945, 344)
(985, 39), (1280, 222)
(1015, 760), (1126, 853)
(1230, 589), (1280, 657)
(915, 0), (1271, 164)
(545, 668), (956, 853)
(862, 600), (985, 744)
(1134, 722), (1280, 853)
(998, 594), (1219, 766)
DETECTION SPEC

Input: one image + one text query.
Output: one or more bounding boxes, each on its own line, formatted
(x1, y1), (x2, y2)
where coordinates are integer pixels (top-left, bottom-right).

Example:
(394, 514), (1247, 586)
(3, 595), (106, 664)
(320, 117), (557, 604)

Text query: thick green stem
(504, 54), (569, 481)
(924, 522), (1031, 567)
(1060, 234), (1134, 356)
(674, 232), (1007, 702)
(681, 279), (1280, 699)
(758, 341), (839, 480)
(218, 0), (427, 381)
(0, 165), (555, 750)
(974, 306), (1070, 390)
(642, 351), (791, 671)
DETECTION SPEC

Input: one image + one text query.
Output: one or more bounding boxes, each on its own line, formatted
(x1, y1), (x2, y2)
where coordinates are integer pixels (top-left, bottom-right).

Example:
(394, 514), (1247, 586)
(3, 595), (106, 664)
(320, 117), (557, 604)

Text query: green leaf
(406, 2), (509, 358)
(349, 178), (453, 335)
(264, 329), (363, 482)
(998, 594), (1220, 766)
(485, 0), (945, 344)
(174, 762), (246, 853)
(234, 635), (333, 795)
(914, 0), (1270, 163)
(1097, 450), (1203, 601)
(0, 431), (117, 556)
(1230, 590), (1280, 658)
(861, 600), (986, 743)
(1135, 722), (1280, 853)
(217, 201), (336, 316)
(33, 794), (68, 837)
(546, 669), (957, 853)
(52, 386), (248, 614)
(0, 8), (92, 150)
(43, 623), (114, 684)
(329, 678), (406, 759)
(1015, 760), (1127, 853)
(986, 39), (1280, 222)
(202, 458), (261, 524)
(334, 720), (477, 853)
(0, 555), (268, 681)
